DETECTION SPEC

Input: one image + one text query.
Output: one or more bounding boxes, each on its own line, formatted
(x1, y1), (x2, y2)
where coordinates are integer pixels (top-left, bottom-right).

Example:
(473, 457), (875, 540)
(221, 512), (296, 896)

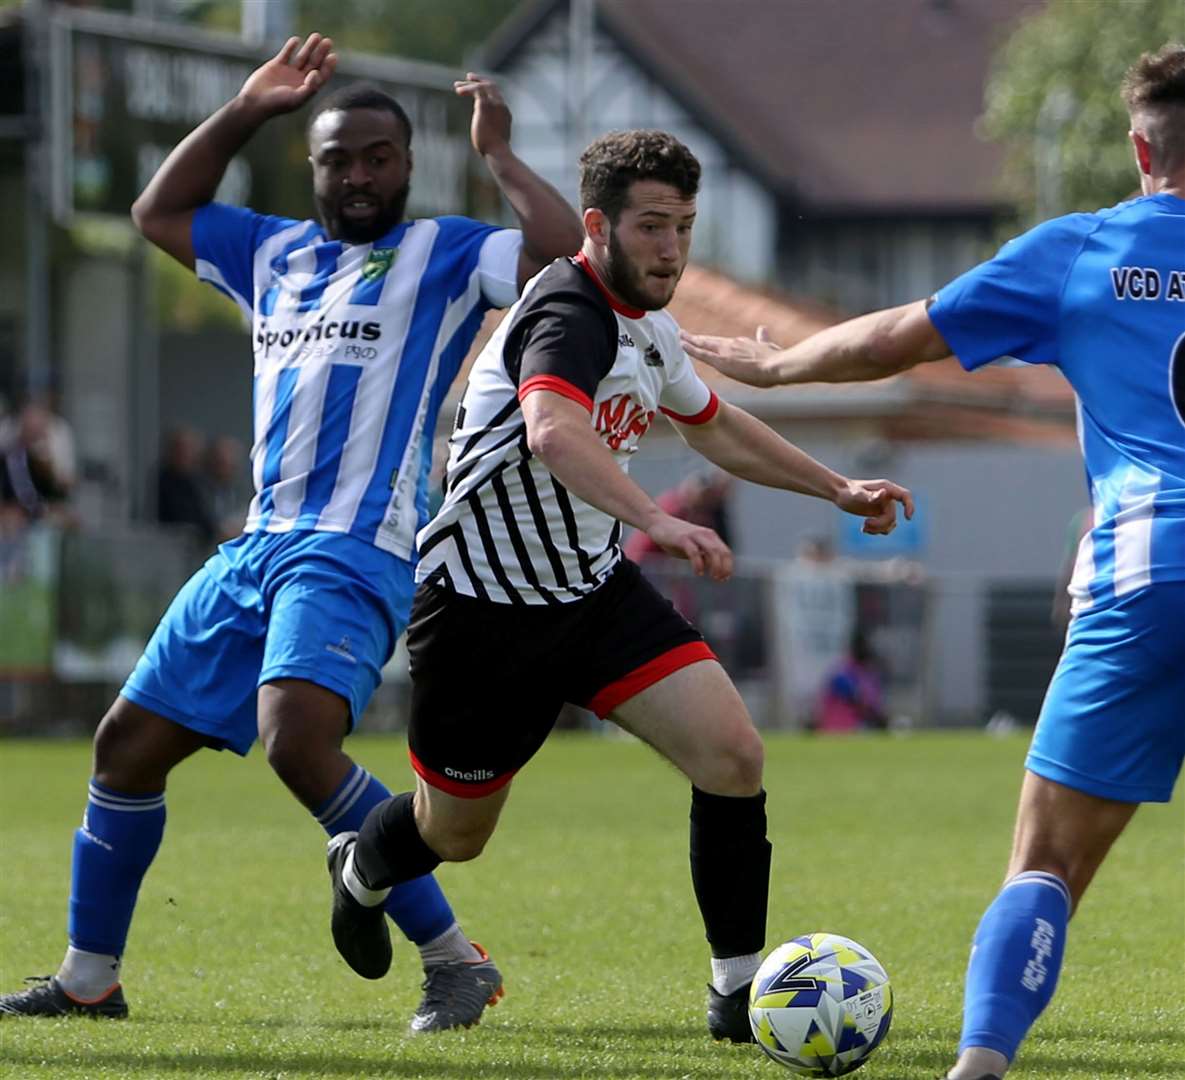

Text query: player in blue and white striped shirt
(0, 33), (580, 1029)
(683, 44), (1185, 1080)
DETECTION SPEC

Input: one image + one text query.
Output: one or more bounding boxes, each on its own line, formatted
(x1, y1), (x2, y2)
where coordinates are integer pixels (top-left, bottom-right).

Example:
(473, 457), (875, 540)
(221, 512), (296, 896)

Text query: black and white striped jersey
(414, 253), (719, 605)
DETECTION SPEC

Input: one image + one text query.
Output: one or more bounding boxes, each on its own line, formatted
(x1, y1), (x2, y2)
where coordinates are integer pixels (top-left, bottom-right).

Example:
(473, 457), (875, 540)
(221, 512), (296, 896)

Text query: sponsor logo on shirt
(1110, 265), (1185, 301)
(255, 319), (383, 357)
(595, 393), (655, 450)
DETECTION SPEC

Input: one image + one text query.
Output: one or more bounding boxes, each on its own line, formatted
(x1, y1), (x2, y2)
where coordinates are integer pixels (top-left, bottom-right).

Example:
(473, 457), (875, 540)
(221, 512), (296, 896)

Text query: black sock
(353, 792), (442, 890)
(689, 786), (771, 958)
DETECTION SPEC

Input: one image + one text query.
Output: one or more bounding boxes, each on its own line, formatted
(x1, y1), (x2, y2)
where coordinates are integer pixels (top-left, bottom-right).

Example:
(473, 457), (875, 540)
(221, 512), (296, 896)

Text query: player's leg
(947, 774), (1137, 1080)
(333, 776), (510, 1030)
(607, 658), (770, 1043)
(259, 541), (504, 1022)
(0, 556), (263, 1019)
(257, 677), (481, 973)
(946, 583), (1185, 1079)
(328, 580), (558, 1029)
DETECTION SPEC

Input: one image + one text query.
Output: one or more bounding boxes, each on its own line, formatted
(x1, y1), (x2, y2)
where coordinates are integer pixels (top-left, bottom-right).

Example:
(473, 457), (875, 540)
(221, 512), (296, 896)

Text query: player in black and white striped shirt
(328, 130), (913, 1043)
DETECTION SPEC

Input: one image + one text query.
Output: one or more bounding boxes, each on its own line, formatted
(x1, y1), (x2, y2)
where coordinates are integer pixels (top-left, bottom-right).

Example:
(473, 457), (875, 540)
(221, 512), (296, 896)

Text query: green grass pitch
(0, 731), (1181, 1080)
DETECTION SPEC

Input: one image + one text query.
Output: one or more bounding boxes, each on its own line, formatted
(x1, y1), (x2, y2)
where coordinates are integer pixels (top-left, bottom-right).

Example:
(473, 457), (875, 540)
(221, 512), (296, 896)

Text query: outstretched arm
(456, 74), (583, 290)
(680, 300), (952, 387)
(131, 34), (337, 269)
(676, 400), (914, 535)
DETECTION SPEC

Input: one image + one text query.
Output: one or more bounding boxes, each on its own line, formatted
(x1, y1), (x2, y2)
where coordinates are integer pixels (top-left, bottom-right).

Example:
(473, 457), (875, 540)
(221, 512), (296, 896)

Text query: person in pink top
(815, 629), (888, 733)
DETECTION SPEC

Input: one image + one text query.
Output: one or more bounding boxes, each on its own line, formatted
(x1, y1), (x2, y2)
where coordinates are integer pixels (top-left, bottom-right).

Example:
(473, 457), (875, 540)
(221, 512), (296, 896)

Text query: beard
(319, 180), (411, 244)
(603, 229), (680, 311)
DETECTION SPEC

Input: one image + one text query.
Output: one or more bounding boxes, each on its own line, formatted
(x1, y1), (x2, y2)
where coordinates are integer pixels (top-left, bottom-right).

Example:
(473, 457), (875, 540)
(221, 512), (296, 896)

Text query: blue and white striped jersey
(929, 193), (1185, 610)
(192, 203), (523, 559)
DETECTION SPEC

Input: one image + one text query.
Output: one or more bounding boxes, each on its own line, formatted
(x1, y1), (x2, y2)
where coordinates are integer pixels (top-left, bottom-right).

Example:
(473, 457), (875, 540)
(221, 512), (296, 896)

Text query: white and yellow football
(748, 933), (893, 1075)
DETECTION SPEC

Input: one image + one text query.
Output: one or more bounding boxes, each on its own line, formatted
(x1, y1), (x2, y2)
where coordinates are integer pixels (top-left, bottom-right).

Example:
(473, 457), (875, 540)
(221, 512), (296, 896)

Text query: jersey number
(1173, 333), (1185, 429)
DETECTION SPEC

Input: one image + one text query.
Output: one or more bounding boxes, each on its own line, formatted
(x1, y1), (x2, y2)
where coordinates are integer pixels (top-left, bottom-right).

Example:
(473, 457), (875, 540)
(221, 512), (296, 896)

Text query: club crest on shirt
(362, 247), (398, 282)
(643, 343), (664, 367)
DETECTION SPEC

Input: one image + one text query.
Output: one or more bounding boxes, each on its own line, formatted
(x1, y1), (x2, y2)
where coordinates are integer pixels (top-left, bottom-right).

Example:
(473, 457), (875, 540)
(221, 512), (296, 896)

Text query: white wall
(494, 7), (780, 284)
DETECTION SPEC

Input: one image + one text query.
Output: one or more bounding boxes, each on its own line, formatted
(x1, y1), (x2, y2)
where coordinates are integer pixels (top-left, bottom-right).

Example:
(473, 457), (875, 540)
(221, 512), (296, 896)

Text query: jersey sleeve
(510, 293), (617, 413)
(477, 229), (524, 309)
(658, 335), (720, 425)
(927, 213), (1096, 370)
(192, 202), (295, 319)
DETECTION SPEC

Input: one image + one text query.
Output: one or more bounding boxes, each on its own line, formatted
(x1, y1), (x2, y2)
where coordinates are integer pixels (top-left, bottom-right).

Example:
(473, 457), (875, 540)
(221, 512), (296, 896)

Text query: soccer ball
(748, 932), (893, 1075)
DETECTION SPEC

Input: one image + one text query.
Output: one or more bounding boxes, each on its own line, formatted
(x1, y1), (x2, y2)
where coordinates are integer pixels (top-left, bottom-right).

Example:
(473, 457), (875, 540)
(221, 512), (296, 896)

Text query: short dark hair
(1122, 43), (1185, 109)
(307, 82), (413, 147)
(578, 130), (700, 222)
(1121, 44), (1185, 171)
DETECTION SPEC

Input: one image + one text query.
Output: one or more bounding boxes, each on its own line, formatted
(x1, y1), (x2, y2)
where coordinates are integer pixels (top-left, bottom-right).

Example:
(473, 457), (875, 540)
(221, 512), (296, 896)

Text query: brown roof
(486, 0), (1042, 213)
(455, 261), (1077, 444)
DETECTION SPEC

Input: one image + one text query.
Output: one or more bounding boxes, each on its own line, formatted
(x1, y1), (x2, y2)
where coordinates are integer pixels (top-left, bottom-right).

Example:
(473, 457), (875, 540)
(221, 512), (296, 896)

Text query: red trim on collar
(573, 251), (646, 319)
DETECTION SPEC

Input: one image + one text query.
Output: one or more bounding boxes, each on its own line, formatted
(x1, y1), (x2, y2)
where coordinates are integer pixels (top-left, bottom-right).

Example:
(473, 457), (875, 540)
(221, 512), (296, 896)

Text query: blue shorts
(1027, 583), (1185, 803)
(121, 530), (415, 756)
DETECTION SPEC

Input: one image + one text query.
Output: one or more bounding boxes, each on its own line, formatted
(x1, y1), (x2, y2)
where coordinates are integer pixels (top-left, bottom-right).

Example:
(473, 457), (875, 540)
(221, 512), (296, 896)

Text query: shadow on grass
(0, 1047), (752, 1079)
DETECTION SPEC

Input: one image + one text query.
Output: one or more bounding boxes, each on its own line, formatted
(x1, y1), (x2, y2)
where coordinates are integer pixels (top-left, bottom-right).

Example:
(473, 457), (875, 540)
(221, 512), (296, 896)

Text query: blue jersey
(929, 193), (1185, 609)
(192, 203), (523, 559)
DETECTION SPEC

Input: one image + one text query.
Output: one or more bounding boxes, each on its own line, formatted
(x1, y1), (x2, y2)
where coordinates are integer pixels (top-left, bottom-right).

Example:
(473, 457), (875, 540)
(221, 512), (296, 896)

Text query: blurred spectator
(625, 468), (734, 624)
(814, 627), (888, 734)
(0, 398), (76, 524)
(201, 435), (252, 543)
(796, 533), (835, 564)
(156, 427), (216, 544)
(624, 468), (734, 564)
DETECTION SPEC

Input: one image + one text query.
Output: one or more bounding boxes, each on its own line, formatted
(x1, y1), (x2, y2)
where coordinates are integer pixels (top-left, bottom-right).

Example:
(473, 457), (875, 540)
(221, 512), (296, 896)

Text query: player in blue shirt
(0, 33), (580, 1030)
(682, 43), (1185, 1080)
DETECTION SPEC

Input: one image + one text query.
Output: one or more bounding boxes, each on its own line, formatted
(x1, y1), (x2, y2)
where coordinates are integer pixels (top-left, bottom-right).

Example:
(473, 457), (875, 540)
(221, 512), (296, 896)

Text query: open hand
(680, 325), (782, 387)
(455, 73), (512, 157)
(835, 479), (914, 535)
(239, 33), (337, 116)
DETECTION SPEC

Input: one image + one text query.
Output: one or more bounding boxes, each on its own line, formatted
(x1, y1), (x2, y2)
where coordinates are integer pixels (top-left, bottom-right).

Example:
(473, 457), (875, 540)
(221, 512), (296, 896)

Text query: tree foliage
(983, 0), (1182, 221)
(189, 0), (521, 67)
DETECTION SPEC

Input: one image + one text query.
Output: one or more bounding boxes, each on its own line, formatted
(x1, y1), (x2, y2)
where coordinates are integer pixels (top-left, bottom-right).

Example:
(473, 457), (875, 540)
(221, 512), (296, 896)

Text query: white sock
(711, 952), (761, 996)
(57, 946), (121, 1000)
(948, 1047), (1009, 1079)
(418, 923), (482, 968)
(343, 846), (390, 908)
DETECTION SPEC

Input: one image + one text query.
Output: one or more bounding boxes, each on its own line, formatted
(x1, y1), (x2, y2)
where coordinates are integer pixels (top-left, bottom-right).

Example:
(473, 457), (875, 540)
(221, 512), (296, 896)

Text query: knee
(260, 722), (322, 794)
(93, 706), (157, 787)
(696, 723), (765, 796)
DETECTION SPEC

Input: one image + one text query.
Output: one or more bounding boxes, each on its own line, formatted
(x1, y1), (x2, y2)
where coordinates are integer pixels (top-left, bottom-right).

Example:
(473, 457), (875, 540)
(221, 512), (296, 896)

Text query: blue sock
(68, 780), (167, 956)
(959, 870), (1071, 1061)
(314, 764), (454, 945)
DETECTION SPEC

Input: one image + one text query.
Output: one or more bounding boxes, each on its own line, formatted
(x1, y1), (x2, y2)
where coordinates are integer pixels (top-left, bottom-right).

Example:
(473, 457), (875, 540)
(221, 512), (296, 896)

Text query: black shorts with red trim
(406, 557), (715, 798)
